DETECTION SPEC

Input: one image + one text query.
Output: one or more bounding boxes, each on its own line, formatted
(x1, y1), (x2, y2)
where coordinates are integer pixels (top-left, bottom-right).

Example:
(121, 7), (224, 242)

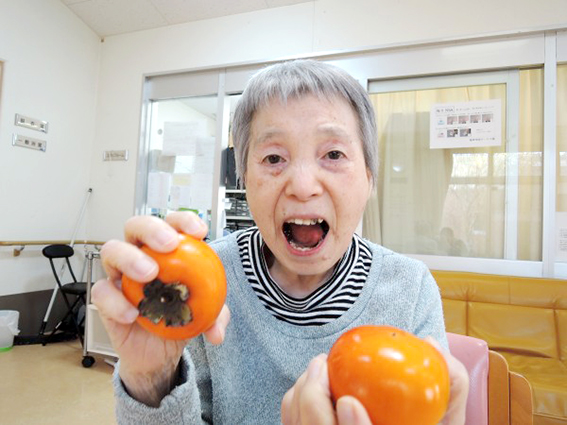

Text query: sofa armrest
(489, 350), (510, 424)
(447, 333), (489, 425)
(510, 371), (533, 425)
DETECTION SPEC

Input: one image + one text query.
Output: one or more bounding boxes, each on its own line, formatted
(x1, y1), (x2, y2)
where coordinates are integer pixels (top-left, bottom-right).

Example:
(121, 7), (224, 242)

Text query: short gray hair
(231, 59), (378, 185)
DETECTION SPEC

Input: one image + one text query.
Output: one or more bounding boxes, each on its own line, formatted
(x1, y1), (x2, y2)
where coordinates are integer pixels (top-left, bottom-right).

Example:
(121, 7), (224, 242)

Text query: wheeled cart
(82, 250), (117, 367)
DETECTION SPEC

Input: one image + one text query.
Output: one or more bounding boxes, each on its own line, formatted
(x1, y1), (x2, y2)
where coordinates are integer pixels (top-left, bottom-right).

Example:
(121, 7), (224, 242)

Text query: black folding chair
(41, 244), (87, 346)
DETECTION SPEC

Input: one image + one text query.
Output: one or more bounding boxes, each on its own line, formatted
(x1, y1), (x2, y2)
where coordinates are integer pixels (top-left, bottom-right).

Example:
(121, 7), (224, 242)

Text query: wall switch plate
(14, 114), (48, 133)
(103, 150), (129, 161)
(12, 134), (47, 152)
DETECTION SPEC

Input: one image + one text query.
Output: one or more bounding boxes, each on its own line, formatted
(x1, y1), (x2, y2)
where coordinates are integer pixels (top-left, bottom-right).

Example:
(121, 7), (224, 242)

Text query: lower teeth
(289, 239), (320, 251)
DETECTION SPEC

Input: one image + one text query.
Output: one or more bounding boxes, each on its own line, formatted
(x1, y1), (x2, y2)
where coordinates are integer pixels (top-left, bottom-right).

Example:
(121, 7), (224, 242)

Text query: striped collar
(236, 227), (372, 325)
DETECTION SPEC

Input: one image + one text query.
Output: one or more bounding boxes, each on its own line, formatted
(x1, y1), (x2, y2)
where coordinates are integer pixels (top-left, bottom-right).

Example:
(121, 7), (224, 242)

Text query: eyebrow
(253, 124), (353, 146)
(253, 129), (286, 147)
(316, 124), (353, 141)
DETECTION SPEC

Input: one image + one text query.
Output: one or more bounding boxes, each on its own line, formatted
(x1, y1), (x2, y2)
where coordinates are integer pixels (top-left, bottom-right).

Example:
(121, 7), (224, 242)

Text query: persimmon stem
(138, 279), (192, 327)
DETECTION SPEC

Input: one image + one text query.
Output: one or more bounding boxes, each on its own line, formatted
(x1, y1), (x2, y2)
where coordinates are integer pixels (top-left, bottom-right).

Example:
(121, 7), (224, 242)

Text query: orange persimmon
(122, 233), (226, 340)
(328, 325), (450, 425)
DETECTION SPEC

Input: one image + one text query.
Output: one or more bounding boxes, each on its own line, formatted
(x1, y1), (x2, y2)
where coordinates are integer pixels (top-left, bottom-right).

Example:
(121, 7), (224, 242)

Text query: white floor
(0, 340), (117, 424)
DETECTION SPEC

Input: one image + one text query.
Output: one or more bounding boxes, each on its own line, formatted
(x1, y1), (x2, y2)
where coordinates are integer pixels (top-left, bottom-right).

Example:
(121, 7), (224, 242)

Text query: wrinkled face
(245, 95), (373, 281)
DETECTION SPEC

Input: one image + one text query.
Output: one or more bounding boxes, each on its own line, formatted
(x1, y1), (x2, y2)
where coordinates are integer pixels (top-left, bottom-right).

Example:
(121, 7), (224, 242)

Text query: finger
(124, 215), (179, 252)
(281, 386), (296, 425)
(425, 337), (469, 425)
(290, 367), (309, 425)
(425, 335), (443, 352)
(100, 239), (158, 283)
(298, 354), (336, 425)
(442, 353), (469, 425)
(91, 278), (139, 324)
(424, 337), (469, 387)
(337, 396), (372, 425)
(165, 211), (208, 240)
(203, 304), (231, 345)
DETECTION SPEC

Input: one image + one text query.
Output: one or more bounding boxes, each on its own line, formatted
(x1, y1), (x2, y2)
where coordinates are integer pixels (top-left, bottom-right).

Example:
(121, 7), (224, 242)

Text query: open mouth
(282, 218), (330, 251)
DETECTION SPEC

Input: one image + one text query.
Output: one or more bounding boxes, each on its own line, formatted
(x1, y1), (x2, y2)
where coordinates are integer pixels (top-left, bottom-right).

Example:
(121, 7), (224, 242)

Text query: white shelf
(86, 304), (117, 359)
(226, 215), (254, 221)
(225, 189), (246, 194)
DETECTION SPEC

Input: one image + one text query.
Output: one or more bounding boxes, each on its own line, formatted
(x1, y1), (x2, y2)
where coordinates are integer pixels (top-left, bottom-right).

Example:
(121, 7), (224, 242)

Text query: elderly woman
(92, 59), (468, 424)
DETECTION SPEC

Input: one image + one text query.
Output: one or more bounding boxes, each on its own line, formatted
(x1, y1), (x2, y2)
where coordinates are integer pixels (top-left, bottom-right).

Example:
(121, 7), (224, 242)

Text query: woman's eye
(264, 154), (283, 164)
(326, 150), (344, 160)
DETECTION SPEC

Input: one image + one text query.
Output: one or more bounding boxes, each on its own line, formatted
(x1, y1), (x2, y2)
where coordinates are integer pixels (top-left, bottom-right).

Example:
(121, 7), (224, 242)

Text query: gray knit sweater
(114, 231), (447, 424)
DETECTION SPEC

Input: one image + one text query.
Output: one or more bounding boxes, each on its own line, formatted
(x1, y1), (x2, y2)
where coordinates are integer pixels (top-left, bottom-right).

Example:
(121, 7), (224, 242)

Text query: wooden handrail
(0, 240), (106, 256)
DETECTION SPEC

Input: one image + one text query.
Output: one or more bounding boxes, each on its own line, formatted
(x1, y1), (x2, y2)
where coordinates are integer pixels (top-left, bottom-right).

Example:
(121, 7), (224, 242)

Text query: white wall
(89, 0), (567, 242)
(0, 0), (100, 295)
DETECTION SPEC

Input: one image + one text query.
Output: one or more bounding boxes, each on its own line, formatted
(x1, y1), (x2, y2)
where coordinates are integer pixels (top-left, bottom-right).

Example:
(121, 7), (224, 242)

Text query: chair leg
(44, 294), (85, 347)
(65, 296), (85, 348)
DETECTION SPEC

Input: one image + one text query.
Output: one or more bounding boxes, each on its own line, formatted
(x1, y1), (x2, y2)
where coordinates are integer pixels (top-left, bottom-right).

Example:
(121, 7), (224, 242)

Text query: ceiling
(60, 0), (313, 38)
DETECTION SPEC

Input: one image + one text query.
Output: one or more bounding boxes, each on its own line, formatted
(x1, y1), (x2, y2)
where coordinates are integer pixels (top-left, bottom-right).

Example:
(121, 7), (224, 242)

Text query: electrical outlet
(14, 114), (48, 133)
(12, 134), (47, 152)
(103, 150), (129, 161)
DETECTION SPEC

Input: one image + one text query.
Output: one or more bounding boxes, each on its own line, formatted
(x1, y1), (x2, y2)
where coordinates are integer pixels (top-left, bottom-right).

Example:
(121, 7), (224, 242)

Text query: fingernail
(123, 308), (139, 323)
(155, 229), (178, 246)
(134, 256), (156, 278)
(183, 218), (206, 235)
(337, 398), (355, 424)
(307, 356), (323, 380)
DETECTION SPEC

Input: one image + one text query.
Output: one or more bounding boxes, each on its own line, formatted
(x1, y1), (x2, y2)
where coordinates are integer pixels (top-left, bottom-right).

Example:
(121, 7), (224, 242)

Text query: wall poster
(430, 99), (502, 149)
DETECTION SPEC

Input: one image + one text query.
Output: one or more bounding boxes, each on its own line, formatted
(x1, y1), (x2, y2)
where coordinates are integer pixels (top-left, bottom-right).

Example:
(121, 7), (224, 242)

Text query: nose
(284, 160), (323, 201)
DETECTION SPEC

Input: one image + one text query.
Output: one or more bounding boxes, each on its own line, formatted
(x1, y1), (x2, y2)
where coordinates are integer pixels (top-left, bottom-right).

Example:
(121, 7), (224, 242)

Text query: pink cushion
(447, 332), (489, 425)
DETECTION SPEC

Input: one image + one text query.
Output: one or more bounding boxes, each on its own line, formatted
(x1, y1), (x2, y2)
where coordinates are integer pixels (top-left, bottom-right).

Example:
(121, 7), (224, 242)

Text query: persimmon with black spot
(122, 233), (226, 340)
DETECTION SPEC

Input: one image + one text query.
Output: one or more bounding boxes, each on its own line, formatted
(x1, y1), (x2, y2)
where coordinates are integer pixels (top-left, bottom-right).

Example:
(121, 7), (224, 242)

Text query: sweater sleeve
(410, 264), (448, 351)
(113, 347), (211, 425)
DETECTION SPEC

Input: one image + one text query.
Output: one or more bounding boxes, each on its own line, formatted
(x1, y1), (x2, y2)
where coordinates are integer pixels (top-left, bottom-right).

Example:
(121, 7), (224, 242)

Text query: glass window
(0, 61), (3, 111)
(363, 69), (543, 261)
(224, 94), (256, 234)
(144, 96), (218, 230)
(556, 64), (567, 262)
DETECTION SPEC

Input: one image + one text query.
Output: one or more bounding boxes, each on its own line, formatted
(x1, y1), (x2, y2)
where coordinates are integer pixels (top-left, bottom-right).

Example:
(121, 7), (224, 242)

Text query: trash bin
(0, 310), (20, 352)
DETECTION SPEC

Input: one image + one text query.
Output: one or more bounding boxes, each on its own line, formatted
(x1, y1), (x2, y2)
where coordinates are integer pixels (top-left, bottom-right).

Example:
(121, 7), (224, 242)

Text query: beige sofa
(432, 270), (567, 425)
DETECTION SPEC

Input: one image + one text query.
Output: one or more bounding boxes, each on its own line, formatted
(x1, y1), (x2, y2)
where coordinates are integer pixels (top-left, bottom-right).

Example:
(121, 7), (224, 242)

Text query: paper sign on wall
(194, 137), (216, 173)
(430, 99), (502, 149)
(162, 122), (206, 156)
(167, 173), (213, 211)
(190, 173), (213, 210)
(147, 172), (171, 209)
(170, 174), (193, 210)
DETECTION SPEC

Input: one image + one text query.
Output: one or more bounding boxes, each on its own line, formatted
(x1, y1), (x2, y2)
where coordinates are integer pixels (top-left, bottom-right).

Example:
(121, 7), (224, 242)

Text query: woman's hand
(425, 337), (469, 425)
(281, 339), (469, 425)
(91, 212), (231, 407)
(281, 354), (372, 425)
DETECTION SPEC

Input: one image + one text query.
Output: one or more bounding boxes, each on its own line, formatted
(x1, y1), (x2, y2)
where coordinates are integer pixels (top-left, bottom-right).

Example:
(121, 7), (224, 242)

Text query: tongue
(289, 224), (324, 248)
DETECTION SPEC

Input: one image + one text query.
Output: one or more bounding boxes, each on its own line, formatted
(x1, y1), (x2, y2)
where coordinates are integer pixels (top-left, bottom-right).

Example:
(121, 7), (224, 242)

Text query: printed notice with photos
(430, 99), (502, 149)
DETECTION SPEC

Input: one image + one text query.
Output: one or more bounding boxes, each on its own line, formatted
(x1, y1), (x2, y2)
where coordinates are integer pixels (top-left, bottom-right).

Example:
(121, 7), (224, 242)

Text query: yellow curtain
(364, 70), (544, 261)
(517, 69), (543, 261)
(557, 65), (567, 212)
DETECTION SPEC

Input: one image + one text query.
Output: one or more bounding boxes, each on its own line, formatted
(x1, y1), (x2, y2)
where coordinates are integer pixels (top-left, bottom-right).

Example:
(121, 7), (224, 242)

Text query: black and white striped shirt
(237, 227), (373, 326)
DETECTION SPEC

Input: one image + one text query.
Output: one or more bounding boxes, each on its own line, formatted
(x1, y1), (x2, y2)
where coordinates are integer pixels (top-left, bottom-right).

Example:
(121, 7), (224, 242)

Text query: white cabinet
(83, 251), (117, 367)
(85, 304), (116, 359)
